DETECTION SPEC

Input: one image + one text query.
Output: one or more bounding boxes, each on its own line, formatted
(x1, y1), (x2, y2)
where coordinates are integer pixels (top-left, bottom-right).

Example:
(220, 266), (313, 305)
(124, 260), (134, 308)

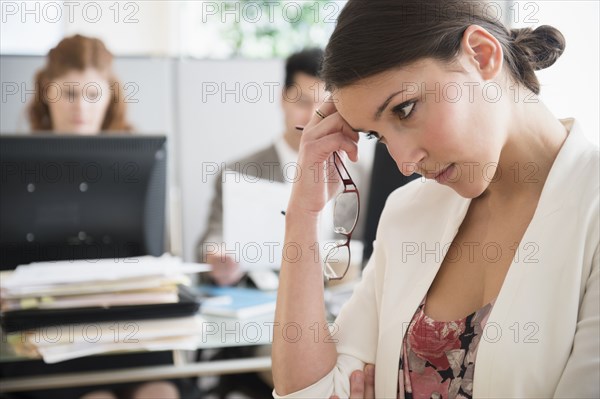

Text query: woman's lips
(433, 164), (456, 183)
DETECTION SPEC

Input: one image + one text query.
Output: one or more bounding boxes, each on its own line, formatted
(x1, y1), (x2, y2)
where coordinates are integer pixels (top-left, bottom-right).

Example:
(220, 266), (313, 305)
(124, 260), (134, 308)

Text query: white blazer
(274, 119), (600, 398)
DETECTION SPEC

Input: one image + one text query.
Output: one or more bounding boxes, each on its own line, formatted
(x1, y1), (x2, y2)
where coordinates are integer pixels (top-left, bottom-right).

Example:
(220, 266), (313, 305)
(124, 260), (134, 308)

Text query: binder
(0, 285), (200, 333)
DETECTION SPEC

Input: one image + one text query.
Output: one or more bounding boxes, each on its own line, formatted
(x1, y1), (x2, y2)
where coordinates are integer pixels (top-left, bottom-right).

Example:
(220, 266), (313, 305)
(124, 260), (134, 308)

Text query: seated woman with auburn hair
(23, 34), (181, 399)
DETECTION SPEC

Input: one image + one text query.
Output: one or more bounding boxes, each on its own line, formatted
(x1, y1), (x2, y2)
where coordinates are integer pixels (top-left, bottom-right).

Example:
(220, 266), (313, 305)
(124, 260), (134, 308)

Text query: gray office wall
(0, 55), (174, 134)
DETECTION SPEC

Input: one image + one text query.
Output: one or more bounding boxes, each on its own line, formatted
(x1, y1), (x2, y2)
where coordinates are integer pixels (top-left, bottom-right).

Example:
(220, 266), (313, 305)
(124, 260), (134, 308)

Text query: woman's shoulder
(579, 145), (600, 200)
(556, 119), (599, 206)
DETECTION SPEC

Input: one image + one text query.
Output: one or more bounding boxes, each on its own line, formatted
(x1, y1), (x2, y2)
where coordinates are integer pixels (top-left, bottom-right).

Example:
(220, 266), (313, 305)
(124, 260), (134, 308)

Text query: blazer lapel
(473, 118), (588, 396)
(376, 190), (471, 397)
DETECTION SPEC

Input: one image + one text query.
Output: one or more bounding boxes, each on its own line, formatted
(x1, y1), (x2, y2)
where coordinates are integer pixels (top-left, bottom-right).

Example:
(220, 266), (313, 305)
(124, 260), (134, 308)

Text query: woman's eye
(392, 100), (416, 120)
(365, 131), (382, 142)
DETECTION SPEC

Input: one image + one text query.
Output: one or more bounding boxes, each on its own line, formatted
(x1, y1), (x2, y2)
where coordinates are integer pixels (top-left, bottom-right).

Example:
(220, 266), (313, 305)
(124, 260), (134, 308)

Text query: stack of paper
(7, 316), (205, 363)
(0, 254), (208, 310)
(0, 254), (210, 363)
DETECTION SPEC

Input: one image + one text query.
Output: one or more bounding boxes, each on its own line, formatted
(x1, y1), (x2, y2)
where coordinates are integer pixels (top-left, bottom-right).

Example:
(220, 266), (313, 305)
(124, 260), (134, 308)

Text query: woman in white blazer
(272, 1), (599, 398)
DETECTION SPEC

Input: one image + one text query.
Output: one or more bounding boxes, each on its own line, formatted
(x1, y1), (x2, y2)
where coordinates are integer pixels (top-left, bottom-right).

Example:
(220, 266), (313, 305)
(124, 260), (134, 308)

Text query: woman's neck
(484, 98), (568, 202)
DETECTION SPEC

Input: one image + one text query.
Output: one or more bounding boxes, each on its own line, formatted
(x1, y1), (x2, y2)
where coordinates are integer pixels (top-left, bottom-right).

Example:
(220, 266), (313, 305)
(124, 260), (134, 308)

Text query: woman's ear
(460, 25), (503, 81)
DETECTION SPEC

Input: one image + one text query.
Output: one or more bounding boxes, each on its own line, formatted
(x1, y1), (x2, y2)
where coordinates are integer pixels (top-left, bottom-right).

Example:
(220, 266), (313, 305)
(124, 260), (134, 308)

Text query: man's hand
(205, 252), (244, 286)
(330, 364), (375, 399)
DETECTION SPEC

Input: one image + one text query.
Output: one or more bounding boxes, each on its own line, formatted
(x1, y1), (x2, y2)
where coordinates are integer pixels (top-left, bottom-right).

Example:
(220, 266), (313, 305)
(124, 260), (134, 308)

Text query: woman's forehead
(340, 60), (449, 94)
(55, 68), (109, 83)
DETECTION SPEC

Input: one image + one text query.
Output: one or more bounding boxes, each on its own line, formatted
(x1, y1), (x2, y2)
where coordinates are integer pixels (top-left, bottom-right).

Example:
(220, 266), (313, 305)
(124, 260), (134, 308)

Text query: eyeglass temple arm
(333, 151), (358, 191)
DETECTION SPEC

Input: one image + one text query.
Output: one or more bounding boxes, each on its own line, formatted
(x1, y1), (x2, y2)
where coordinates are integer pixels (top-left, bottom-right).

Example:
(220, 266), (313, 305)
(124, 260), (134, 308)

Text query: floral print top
(398, 295), (496, 399)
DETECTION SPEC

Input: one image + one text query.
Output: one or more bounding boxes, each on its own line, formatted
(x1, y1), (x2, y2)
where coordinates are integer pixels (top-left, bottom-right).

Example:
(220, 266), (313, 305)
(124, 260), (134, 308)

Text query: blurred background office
(2, 0), (598, 265)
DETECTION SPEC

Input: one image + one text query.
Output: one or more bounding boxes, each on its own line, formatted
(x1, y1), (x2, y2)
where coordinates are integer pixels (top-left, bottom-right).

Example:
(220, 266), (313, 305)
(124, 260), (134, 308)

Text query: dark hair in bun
(507, 25), (566, 93)
(322, 0), (566, 95)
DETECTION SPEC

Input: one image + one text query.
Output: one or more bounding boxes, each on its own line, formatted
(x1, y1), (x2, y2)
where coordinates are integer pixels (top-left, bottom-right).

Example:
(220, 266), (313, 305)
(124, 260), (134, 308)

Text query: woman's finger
(349, 370), (365, 399)
(303, 132), (359, 163)
(303, 95), (337, 131)
(364, 364), (375, 399)
(317, 95), (339, 117)
(301, 112), (359, 143)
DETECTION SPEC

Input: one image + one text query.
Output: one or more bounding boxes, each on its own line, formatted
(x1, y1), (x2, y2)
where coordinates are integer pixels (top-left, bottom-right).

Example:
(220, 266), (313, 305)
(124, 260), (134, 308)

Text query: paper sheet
(1, 254), (210, 292)
(222, 173), (335, 270)
(37, 335), (200, 363)
(223, 174), (292, 269)
(2, 289), (179, 311)
(1, 275), (188, 299)
(23, 315), (205, 347)
(14, 315), (205, 363)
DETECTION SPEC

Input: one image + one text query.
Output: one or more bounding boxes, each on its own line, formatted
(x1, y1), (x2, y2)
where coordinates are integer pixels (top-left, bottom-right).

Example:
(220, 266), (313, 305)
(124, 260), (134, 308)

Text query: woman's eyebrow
(375, 90), (406, 120)
(345, 89), (406, 132)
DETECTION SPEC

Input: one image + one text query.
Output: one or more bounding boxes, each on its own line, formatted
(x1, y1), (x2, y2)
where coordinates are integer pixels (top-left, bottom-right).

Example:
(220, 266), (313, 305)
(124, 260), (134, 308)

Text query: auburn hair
(28, 34), (133, 132)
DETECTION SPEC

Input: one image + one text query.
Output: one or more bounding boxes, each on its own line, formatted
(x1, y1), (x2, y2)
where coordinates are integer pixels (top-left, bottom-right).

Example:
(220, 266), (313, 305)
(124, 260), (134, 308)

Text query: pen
(279, 126), (305, 217)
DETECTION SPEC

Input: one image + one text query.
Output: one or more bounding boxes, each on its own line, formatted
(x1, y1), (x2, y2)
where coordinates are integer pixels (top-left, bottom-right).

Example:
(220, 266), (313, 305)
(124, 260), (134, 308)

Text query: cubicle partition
(176, 58), (284, 263)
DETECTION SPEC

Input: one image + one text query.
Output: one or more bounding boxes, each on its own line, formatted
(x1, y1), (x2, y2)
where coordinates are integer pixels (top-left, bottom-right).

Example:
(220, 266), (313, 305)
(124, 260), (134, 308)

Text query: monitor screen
(0, 135), (167, 270)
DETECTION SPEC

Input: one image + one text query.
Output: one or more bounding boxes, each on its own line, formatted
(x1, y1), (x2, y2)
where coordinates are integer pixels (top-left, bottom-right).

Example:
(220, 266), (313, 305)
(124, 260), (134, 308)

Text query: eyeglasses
(323, 151), (360, 281)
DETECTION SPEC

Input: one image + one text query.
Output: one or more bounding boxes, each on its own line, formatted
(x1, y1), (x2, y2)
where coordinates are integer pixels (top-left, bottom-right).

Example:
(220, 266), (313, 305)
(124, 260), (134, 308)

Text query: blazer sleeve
(273, 242), (381, 398)
(553, 243), (600, 398)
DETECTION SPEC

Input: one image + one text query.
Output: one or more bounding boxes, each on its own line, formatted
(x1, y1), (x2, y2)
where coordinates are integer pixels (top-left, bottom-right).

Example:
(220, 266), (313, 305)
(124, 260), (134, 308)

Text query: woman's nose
(386, 138), (425, 176)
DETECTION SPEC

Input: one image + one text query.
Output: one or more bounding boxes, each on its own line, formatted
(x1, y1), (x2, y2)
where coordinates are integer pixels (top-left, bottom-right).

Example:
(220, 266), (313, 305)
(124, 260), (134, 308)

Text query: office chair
(362, 143), (420, 264)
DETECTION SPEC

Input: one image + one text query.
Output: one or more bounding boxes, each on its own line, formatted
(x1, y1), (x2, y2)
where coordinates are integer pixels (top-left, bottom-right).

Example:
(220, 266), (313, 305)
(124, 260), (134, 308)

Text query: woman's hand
(330, 364), (375, 399)
(273, 98), (359, 394)
(286, 97), (359, 219)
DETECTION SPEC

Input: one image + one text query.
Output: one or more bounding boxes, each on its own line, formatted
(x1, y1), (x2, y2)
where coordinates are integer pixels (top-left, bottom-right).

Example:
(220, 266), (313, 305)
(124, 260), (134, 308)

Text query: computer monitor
(0, 135), (167, 270)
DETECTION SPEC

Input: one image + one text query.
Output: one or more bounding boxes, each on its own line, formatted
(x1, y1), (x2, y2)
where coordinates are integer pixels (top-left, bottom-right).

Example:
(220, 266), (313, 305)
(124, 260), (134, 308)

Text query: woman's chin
(448, 181), (488, 199)
(71, 126), (99, 135)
